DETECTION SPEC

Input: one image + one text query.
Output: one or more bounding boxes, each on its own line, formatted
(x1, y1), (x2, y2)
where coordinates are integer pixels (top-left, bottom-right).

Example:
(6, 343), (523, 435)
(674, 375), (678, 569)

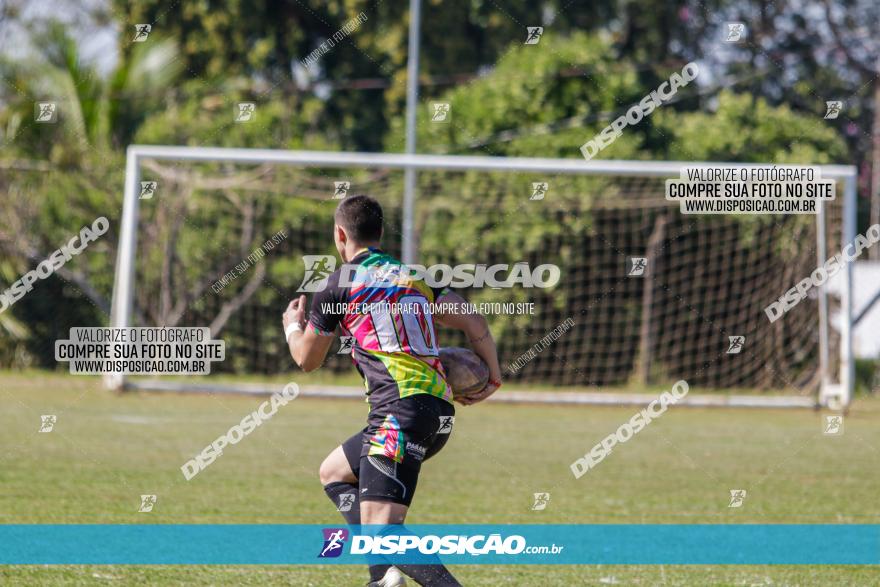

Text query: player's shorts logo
(406, 442), (427, 461)
(298, 255), (337, 292)
(319, 528), (349, 558)
(437, 416), (455, 434)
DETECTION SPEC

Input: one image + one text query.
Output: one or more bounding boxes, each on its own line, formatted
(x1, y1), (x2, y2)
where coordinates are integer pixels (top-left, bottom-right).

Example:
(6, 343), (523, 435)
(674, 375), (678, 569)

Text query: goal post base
(819, 382), (848, 411)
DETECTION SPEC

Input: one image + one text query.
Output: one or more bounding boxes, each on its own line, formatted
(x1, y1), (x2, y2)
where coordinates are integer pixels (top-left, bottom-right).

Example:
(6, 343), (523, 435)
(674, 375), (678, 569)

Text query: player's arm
(433, 291), (502, 405)
(282, 295), (334, 372)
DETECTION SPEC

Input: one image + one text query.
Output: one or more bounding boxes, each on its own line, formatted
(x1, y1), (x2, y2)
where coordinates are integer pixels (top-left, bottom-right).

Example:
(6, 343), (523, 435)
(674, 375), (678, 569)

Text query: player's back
(309, 248), (452, 407)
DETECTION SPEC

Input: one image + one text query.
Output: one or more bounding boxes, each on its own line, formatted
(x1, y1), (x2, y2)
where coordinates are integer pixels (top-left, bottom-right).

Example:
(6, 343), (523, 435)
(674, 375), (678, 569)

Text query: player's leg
(360, 497), (408, 524)
(320, 432), (394, 584)
(319, 444), (358, 485)
(319, 438), (360, 519)
(359, 396), (461, 587)
(359, 463), (460, 587)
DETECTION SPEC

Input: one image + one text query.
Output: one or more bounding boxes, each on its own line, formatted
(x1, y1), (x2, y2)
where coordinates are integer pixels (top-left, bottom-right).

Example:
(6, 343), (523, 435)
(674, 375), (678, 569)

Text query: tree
(0, 19), (182, 365)
(380, 34), (847, 384)
(821, 0), (880, 254)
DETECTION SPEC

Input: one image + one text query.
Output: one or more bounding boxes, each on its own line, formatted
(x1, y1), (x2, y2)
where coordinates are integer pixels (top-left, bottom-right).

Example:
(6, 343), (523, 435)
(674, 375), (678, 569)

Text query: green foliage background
(0, 3), (854, 386)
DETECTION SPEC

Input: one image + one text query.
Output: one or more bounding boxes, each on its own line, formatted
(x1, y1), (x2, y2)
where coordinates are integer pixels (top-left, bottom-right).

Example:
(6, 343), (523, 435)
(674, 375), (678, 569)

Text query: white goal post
(107, 145), (857, 409)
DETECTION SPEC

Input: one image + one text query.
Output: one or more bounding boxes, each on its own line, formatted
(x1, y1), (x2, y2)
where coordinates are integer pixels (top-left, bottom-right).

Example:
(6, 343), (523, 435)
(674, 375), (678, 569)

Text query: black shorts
(342, 394), (455, 506)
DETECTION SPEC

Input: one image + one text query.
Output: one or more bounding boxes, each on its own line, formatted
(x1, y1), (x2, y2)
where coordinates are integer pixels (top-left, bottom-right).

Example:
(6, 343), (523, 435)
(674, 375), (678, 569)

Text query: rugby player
(283, 194), (502, 586)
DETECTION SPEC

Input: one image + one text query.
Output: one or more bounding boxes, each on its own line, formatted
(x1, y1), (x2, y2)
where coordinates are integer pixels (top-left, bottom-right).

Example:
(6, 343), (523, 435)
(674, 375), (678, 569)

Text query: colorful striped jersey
(307, 248), (453, 407)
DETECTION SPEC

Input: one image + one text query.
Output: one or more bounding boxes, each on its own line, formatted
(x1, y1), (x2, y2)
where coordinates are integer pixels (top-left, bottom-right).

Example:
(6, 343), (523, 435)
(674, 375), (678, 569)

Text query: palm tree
(0, 19), (182, 366)
(0, 19), (182, 162)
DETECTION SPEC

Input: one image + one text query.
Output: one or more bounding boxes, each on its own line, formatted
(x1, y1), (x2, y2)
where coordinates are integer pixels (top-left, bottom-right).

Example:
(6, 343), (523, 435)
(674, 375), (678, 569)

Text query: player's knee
(318, 459), (335, 485)
(319, 455), (345, 485)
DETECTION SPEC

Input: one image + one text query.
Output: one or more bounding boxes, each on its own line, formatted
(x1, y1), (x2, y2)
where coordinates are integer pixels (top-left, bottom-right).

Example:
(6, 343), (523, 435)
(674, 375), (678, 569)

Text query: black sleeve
(308, 271), (346, 335)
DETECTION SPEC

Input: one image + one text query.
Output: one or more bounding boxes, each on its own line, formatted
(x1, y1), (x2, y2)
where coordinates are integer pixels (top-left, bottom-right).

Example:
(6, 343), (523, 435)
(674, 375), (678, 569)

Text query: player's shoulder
(309, 267), (345, 299)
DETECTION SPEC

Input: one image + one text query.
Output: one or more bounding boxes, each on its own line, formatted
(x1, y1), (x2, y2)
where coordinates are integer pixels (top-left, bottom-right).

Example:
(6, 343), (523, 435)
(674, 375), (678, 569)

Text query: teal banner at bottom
(0, 525), (877, 565)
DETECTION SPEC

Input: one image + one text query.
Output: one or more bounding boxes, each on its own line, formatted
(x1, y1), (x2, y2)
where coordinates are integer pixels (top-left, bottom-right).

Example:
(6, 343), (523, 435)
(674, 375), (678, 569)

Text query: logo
(319, 528), (349, 558)
(406, 442), (427, 461)
(727, 336), (745, 354)
(765, 224), (880, 323)
(139, 181), (158, 200)
(570, 381), (689, 479)
(531, 492), (550, 511)
(180, 383), (298, 480)
(235, 103), (256, 122)
(297, 255), (337, 292)
(431, 102), (450, 122)
(39, 415), (57, 433)
(138, 494), (157, 512)
(34, 102), (58, 123)
(823, 415), (843, 435)
(728, 489), (746, 508)
(1, 217), (110, 315)
(437, 416), (455, 434)
(297, 257), (561, 291)
(333, 181), (350, 199)
(725, 23), (746, 42)
(338, 336), (355, 354)
(824, 101), (843, 120)
(337, 493), (356, 512)
(627, 257), (647, 277)
(133, 24), (152, 42)
(508, 317), (576, 375)
(350, 532), (534, 556)
(581, 62), (699, 160)
(372, 264), (399, 284)
(530, 182), (548, 201)
(525, 27), (544, 45)
(343, 261), (560, 289)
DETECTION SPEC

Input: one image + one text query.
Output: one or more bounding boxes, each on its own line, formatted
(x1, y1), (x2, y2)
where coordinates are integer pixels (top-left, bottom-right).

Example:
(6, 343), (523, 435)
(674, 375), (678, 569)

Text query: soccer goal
(107, 146), (857, 409)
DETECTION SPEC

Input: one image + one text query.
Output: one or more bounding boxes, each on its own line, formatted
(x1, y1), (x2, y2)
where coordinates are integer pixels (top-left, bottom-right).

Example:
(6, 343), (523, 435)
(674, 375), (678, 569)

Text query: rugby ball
(439, 346), (489, 398)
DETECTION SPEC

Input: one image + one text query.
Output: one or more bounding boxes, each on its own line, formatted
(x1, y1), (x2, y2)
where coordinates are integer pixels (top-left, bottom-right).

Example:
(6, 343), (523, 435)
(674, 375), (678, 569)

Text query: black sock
(323, 481), (361, 524)
(323, 482), (390, 583)
(363, 524), (461, 587)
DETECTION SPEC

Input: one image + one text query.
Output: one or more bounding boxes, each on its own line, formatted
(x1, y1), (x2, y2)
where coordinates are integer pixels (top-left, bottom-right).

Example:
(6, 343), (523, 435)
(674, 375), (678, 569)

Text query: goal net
(109, 147), (855, 408)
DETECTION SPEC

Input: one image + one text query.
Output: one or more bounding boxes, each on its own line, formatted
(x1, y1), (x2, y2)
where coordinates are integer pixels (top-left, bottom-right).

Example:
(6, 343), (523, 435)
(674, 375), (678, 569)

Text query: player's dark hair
(334, 194), (383, 243)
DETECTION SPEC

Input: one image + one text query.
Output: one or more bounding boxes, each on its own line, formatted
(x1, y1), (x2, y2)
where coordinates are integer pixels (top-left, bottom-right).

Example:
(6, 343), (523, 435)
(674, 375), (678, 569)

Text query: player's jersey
(308, 248), (453, 408)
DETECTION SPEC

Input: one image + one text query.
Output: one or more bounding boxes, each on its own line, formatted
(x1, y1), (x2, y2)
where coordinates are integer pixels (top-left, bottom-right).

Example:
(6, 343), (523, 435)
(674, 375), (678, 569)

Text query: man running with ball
(283, 194), (502, 586)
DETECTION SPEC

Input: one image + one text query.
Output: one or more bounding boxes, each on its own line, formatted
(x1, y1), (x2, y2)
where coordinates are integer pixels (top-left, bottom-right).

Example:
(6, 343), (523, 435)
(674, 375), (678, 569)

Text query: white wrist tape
(285, 322), (303, 341)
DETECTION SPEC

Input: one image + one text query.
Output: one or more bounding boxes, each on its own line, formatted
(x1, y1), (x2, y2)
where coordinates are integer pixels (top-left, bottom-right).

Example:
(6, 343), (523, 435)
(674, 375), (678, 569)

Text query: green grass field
(1, 371), (878, 585)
